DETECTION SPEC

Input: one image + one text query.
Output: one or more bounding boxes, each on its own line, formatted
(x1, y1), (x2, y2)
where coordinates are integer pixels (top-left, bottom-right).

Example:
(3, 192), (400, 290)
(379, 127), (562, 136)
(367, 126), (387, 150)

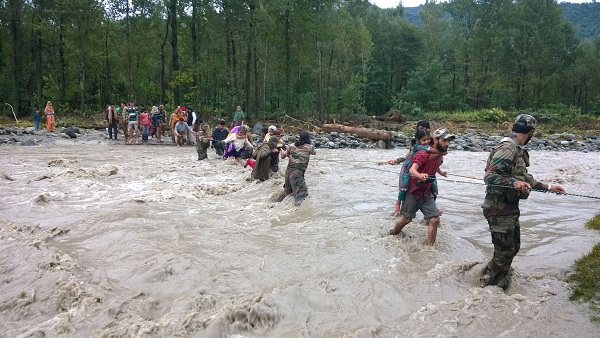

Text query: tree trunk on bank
(321, 124), (392, 141)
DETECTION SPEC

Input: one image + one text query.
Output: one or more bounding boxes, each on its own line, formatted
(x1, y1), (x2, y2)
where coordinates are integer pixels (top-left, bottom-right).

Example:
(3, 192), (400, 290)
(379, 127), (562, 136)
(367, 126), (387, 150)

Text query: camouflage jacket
(285, 143), (316, 172)
(195, 130), (211, 149)
(484, 134), (548, 201)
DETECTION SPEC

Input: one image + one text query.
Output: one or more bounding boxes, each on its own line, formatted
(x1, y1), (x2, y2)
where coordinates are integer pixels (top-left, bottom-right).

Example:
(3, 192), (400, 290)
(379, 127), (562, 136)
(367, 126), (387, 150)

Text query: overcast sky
(369, 0), (595, 9)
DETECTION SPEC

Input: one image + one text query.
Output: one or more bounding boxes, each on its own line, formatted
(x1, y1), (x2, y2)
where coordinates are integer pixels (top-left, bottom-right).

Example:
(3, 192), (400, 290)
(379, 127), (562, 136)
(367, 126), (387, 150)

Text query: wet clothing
(195, 129), (211, 160)
(400, 149), (444, 220)
(398, 144), (434, 201)
(223, 132), (252, 159)
(270, 152), (280, 172)
(212, 127), (229, 156)
(408, 150), (443, 200)
(400, 193), (439, 220)
(481, 134), (549, 289)
(283, 143), (316, 204)
(251, 141), (276, 181)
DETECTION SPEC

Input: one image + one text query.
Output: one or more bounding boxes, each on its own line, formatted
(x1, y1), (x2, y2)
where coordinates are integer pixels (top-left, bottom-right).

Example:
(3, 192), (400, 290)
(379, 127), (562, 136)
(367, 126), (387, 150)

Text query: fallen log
(321, 123), (392, 141)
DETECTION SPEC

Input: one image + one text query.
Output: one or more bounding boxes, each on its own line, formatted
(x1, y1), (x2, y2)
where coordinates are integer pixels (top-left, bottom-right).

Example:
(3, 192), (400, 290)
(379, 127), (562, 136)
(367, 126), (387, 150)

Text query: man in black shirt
(211, 120), (229, 157)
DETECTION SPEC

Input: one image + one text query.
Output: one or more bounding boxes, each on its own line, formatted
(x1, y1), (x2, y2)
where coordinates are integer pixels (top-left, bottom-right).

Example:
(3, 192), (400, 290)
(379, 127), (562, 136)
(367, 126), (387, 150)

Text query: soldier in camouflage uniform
(195, 123), (212, 160)
(481, 114), (565, 289)
(281, 131), (316, 206)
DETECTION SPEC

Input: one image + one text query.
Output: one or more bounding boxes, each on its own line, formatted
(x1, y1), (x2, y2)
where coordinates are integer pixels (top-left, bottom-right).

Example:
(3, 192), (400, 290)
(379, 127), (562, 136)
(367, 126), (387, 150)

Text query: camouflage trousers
(481, 196), (521, 289)
(284, 168), (308, 205)
(197, 146), (208, 160)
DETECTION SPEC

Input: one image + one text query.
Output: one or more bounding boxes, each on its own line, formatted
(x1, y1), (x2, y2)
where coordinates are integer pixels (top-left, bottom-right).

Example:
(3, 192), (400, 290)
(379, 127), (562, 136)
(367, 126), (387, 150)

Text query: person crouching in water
(194, 122), (212, 160)
(223, 125), (252, 162)
(174, 117), (188, 146)
(281, 131), (316, 206)
(250, 136), (280, 181)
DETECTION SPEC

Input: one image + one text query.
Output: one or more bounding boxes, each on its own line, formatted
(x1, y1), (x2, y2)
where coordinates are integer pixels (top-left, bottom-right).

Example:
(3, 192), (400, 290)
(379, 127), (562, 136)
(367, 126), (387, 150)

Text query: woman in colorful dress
(44, 101), (55, 132)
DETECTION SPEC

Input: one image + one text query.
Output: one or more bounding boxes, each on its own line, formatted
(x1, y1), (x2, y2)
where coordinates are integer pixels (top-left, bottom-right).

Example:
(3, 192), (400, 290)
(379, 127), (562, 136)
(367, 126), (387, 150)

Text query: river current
(1, 142), (599, 337)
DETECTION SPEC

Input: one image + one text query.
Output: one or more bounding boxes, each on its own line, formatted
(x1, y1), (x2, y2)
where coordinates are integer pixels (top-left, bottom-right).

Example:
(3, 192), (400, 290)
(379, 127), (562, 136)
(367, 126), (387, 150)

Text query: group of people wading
(103, 102), (566, 289)
(387, 114), (566, 290)
(104, 102), (317, 206)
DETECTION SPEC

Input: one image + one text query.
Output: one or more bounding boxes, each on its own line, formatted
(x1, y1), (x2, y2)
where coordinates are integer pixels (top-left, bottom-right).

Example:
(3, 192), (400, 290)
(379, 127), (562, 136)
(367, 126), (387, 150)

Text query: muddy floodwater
(1, 141), (599, 337)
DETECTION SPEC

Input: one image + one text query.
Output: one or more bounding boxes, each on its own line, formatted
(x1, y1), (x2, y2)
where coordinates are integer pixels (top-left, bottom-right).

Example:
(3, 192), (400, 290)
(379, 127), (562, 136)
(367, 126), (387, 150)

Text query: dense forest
(560, 2), (600, 39)
(1, 0), (600, 122)
(405, 2), (600, 39)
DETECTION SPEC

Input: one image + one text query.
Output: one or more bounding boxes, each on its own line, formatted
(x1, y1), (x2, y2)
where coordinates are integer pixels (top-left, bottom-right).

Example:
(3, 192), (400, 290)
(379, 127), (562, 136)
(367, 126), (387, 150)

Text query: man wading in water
(281, 131), (316, 206)
(480, 114), (565, 289)
(388, 128), (454, 246)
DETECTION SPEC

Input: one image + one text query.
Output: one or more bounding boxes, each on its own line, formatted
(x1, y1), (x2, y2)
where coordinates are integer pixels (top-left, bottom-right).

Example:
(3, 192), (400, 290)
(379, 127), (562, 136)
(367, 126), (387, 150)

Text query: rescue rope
(317, 158), (600, 200)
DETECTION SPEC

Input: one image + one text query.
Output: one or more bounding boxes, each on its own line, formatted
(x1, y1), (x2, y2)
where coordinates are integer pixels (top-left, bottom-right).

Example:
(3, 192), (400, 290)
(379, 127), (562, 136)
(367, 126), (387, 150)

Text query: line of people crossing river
(105, 105), (568, 290)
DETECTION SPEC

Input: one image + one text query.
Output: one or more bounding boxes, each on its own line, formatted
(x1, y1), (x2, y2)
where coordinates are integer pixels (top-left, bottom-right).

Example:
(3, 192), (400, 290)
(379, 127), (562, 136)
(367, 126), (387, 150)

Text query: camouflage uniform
(195, 124), (211, 160)
(284, 143), (316, 205)
(481, 114), (549, 289)
(251, 137), (278, 181)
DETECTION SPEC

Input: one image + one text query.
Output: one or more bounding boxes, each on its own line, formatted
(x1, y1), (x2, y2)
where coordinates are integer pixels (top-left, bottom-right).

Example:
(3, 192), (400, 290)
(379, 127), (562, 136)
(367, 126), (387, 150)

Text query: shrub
(569, 213), (600, 322)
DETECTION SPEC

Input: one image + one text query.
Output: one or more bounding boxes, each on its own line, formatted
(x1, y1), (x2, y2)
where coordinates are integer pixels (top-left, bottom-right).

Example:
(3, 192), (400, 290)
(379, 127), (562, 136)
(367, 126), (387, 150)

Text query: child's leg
(244, 159), (255, 169)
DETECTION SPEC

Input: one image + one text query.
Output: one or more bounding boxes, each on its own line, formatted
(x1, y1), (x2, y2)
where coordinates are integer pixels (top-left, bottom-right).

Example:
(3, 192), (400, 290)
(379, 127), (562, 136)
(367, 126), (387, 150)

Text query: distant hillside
(402, 2), (600, 39)
(403, 5), (423, 26)
(560, 2), (600, 39)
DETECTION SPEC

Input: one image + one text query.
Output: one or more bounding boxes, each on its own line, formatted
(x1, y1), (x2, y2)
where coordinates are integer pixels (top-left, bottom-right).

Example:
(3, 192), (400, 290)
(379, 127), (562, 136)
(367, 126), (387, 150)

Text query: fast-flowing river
(1, 142), (599, 337)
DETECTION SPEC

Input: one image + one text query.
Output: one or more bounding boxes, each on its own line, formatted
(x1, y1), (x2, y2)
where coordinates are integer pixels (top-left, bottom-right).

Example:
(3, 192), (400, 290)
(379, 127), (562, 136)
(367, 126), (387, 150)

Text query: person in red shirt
(139, 108), (152, 142)
(389, 128), (455, 246)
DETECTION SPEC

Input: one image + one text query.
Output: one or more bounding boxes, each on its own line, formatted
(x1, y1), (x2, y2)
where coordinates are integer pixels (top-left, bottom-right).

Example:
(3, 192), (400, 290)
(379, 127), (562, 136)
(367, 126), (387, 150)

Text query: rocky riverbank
(290, 128), (600, 152)
(1, 125), (600, 152)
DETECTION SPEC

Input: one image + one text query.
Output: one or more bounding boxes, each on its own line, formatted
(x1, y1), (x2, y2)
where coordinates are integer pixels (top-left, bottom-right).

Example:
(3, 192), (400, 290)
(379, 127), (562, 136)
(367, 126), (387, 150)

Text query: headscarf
(45, 101), (53, 113)
(295, 131), (311, 147)
(237, 125), (248, 137)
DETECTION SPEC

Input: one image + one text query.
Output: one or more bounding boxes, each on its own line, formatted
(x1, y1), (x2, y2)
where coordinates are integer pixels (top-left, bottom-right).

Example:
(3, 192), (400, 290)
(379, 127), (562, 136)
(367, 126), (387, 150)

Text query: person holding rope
(480, 114), (565, 289)
(388, 120), (432, 215)
(281, 131), (316, 206)
(389, 128), (454, 246)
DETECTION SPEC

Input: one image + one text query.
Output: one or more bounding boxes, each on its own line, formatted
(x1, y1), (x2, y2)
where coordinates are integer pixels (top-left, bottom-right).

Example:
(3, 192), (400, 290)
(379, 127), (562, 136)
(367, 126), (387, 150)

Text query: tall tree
(170, 0), (182, 105)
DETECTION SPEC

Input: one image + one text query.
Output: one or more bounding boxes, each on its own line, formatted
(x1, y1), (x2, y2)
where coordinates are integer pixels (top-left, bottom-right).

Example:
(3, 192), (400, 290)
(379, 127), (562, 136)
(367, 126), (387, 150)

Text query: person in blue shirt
(33, 109), (41, 131)
(211, 119), (229, 157)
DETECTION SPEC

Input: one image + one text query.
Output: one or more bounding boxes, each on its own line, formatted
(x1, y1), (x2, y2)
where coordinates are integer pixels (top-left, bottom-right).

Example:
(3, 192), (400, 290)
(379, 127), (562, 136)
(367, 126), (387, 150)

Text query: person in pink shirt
(139, 108), (152, 142)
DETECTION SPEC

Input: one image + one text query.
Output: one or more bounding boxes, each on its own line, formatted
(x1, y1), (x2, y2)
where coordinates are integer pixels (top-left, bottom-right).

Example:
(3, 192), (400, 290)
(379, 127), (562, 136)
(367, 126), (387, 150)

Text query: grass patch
(586, 214), (600, 230)
(569, 213), (600, 322)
